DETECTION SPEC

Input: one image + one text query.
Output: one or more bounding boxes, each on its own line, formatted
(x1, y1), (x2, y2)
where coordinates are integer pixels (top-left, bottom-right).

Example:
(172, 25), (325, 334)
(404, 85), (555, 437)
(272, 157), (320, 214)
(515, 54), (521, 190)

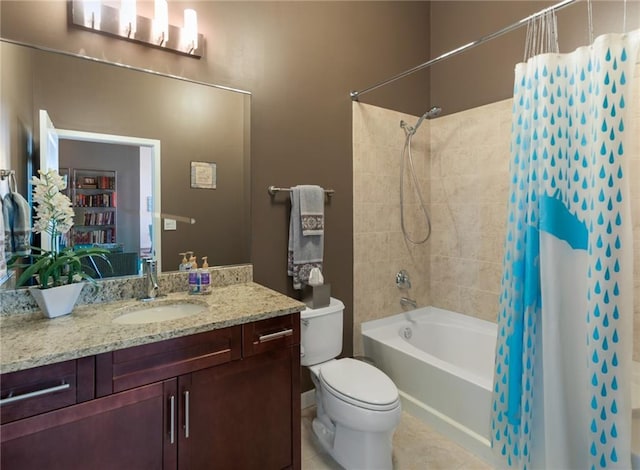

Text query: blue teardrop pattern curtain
(491, 31), (640, 470)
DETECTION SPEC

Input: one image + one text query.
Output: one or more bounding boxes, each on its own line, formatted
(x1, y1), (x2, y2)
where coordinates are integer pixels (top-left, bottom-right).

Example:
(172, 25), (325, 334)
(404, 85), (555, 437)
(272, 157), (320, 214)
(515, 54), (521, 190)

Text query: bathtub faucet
(400, 297), (417, 309)
(396, 270), (412, 289)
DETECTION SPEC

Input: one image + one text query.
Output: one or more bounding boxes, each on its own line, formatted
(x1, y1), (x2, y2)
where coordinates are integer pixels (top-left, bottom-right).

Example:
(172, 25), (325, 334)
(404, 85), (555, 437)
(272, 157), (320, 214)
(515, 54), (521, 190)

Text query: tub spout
(400, 297), (417, 309)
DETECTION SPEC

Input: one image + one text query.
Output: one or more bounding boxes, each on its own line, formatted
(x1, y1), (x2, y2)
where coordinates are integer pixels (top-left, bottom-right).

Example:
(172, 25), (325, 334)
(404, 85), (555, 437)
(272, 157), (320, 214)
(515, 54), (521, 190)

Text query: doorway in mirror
(39, 110), (162, 276)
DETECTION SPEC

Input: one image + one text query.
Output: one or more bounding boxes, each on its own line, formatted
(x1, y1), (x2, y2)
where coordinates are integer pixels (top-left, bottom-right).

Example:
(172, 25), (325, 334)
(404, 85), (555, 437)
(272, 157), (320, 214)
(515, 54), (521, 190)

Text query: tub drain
(402, 327), (413, 340)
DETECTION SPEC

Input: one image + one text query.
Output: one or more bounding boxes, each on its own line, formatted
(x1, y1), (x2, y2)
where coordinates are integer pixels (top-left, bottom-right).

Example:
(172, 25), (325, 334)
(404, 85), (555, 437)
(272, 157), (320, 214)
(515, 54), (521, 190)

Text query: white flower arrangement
(9, 169), (110, 288)
(31, 169), (74, 240)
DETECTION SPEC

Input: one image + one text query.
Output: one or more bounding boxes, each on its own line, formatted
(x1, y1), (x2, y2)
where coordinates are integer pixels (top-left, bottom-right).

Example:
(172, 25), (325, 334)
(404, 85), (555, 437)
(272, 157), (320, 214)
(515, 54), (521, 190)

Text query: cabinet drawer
(97, 326), (242, 396)
(242, 313), (300, 357)
(0, 357), (94, 424)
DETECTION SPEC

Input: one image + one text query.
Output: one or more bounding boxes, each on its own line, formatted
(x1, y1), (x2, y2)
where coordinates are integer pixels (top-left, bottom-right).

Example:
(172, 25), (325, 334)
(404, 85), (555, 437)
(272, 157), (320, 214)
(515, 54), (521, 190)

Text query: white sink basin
(113, 300), (207, 325)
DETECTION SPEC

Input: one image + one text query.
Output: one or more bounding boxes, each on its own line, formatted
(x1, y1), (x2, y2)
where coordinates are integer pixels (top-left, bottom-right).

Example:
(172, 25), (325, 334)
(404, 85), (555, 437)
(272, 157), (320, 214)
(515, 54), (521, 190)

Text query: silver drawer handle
(258, 328), (293, 343)
(169, 395), (176, 444)
(184, 390), (190, 439)
(0, 383), (71, 406)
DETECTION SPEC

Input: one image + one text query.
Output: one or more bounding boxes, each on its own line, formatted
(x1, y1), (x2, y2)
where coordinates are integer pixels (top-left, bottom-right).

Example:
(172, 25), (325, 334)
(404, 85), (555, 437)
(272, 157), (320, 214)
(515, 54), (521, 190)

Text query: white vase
(30, 283), (84, 319)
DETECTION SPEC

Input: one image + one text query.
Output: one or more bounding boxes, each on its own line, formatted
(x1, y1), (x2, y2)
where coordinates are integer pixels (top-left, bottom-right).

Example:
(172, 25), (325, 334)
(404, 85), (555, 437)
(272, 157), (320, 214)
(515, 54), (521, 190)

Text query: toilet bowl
(309, 358), (401, 469)
(301, 298), (401, 469)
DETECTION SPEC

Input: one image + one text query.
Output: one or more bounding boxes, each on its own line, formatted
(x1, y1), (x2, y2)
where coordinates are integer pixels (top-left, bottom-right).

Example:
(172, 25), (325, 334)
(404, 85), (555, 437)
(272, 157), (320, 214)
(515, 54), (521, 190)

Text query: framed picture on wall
(190, 161), (217, 189)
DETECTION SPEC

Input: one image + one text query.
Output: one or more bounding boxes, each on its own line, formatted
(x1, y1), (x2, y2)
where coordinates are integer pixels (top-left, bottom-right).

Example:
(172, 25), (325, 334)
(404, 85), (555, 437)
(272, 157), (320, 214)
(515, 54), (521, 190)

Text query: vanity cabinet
(184, 313), (301, 469)
(0, 312), (301, 470)
(1, 381), (168, 469)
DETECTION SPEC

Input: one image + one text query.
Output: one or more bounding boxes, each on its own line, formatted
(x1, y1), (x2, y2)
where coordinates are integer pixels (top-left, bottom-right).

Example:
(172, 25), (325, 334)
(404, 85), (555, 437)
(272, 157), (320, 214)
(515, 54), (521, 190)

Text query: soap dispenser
(188, 256), (200, 294)
(200, 256), (211, 294)
(179, 252), (189, 271)
(182, 251), (194, 271)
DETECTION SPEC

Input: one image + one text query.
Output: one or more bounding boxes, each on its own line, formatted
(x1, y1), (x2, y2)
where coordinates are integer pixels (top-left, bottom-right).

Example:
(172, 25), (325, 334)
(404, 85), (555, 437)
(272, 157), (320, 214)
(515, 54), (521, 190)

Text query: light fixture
(153, 0), (169, 46)
(83, 0), (102, 29)
(183, 9), (198, 53)
(119, 0), (136, 38)
(70, 0), (204, 58)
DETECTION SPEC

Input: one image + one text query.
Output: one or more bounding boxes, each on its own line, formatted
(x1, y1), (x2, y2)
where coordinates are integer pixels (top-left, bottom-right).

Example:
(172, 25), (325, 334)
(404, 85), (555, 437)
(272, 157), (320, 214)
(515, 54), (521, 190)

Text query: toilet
(301, 298), (401, 470)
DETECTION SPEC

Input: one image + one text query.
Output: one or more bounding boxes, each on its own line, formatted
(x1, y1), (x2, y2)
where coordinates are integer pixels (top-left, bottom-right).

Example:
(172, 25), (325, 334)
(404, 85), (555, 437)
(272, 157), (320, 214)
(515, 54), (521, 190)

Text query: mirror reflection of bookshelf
(71, 169), (117, 246)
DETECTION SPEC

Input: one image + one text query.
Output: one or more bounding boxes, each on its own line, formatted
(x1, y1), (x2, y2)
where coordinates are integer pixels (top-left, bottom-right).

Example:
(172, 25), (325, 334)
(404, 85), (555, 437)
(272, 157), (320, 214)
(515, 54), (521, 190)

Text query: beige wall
(355, 60), (640, 362)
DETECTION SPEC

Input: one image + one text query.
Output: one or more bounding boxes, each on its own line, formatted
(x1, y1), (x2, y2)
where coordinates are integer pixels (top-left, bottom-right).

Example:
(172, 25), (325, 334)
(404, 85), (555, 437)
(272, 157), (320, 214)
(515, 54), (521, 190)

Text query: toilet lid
(319, 358), (399, 411)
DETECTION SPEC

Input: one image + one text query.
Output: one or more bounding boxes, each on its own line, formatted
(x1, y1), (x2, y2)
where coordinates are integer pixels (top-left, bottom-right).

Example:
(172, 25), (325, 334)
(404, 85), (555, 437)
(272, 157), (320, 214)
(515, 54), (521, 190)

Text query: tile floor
(301, 406), (493, 470)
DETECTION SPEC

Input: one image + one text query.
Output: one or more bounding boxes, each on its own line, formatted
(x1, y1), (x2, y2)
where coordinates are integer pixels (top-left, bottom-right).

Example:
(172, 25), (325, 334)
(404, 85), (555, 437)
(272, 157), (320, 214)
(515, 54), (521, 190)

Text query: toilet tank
(300, 297), (344, 366)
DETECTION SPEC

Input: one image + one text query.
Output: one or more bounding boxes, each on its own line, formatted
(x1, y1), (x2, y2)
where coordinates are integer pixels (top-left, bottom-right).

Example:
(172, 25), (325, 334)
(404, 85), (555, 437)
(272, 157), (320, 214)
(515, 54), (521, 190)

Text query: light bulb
(154, 0), (169, 45)
(83, 0), (102, 29)
(183, 9), (198, 52)
(120, 0), (137, 37)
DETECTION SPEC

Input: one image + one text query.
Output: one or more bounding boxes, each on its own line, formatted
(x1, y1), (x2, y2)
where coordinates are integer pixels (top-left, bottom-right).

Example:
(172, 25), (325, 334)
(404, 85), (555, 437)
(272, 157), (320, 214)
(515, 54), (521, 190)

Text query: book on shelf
(76, 175), (115, 190)
(78, 210), (115, 226)
(72, 228), (115, 245)
(74, 192), (116, 207)
(96, 175), (115, 189)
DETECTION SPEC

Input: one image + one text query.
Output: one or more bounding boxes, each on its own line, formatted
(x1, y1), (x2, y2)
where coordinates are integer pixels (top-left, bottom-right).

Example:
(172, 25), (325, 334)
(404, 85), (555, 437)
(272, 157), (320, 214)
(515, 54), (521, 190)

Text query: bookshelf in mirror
(71, 169), (117, 246)
(60, 168), (138, 278)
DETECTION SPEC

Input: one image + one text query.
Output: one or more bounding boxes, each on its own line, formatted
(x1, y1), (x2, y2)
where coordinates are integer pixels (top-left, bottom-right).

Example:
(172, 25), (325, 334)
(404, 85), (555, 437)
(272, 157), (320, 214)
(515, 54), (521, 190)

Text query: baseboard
(301, 389), (315, 409)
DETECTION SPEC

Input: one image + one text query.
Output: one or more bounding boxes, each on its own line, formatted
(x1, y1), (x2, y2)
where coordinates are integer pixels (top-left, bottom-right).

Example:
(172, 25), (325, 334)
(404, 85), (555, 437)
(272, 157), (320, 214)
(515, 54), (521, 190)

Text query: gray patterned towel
(288, 185), (324, 289)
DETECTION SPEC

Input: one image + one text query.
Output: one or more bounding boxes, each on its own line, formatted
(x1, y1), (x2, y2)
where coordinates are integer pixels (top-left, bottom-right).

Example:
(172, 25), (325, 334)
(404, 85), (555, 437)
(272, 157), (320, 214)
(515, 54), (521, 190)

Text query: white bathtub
(361, 306), (640, 467)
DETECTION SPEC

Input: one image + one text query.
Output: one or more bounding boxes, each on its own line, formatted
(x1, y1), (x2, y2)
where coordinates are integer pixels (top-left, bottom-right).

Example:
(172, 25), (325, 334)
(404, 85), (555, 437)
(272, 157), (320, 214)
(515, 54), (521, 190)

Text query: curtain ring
(623, 0), (627, 33)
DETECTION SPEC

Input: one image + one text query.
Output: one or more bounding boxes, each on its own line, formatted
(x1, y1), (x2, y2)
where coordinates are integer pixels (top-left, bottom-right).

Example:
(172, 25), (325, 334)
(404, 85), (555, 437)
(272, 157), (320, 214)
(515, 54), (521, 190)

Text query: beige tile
(476, 262), (503, 294)
(430, 280), (462, 313)
(302, 408), (494, 470)
(460, 287), (500, 322)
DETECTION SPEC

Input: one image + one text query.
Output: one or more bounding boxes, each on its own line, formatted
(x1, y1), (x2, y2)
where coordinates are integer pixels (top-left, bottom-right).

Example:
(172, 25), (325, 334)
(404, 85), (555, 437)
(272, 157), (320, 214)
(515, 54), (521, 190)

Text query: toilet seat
(318, 358), (400, 412)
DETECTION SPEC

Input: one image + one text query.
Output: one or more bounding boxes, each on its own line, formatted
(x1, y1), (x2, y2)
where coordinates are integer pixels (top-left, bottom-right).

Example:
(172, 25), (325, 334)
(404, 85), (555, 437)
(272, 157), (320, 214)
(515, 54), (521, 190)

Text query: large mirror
(0, 39), (251, 288)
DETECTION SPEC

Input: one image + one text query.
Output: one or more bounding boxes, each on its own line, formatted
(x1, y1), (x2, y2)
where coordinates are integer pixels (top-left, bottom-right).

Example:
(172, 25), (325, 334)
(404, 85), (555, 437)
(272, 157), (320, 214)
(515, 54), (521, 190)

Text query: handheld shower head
(411, 105), (442, 134)
(425, 106), (442, 119)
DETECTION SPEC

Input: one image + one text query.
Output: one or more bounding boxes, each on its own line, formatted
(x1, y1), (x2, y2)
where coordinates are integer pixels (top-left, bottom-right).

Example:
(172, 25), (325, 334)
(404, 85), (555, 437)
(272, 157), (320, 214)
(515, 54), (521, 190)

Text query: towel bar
(268, 185), (334, 197)
(0, 169), (15, 180)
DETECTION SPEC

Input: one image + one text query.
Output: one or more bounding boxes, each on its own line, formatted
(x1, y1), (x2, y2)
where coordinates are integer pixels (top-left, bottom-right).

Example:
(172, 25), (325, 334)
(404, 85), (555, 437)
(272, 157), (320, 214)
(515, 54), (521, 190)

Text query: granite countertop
(0, 282), (306, 374)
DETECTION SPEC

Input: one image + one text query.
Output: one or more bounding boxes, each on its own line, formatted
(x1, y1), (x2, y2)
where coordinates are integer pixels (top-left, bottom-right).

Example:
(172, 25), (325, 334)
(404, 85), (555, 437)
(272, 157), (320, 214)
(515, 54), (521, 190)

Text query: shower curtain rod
(350, 0), (579, 101)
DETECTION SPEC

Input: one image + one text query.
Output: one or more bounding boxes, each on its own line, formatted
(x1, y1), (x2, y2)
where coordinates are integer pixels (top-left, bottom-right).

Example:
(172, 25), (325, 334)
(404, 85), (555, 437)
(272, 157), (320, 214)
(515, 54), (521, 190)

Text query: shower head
(424, 106), (442, 119)
(411, 106), (442, 134)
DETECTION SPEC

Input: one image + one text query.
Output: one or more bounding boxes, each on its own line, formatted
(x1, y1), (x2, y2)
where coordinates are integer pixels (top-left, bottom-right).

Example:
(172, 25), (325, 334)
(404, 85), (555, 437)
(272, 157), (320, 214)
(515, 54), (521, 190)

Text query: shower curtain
(491, 31), (640, 470)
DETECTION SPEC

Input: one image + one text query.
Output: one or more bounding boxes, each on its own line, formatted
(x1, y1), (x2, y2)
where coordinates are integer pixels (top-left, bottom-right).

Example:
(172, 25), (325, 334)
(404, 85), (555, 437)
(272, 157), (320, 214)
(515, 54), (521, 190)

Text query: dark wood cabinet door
(1, 381), (169, 470)
(179, 347), (295, 470)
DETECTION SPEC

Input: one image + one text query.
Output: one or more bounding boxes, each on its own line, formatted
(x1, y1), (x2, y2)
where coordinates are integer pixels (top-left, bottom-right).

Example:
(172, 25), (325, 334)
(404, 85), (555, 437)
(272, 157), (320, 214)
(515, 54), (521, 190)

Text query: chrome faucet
(400, 297), (417, 309)
(396, 270), (412, 289)
(142, 258), (159, 300)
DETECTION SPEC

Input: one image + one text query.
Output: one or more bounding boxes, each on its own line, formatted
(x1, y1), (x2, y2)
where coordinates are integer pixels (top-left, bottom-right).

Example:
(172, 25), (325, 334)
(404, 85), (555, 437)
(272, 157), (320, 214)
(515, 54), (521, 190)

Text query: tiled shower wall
(352, 103), (431, 356)
(427, 99), (512, 323)
(353, 60), (640, 361)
